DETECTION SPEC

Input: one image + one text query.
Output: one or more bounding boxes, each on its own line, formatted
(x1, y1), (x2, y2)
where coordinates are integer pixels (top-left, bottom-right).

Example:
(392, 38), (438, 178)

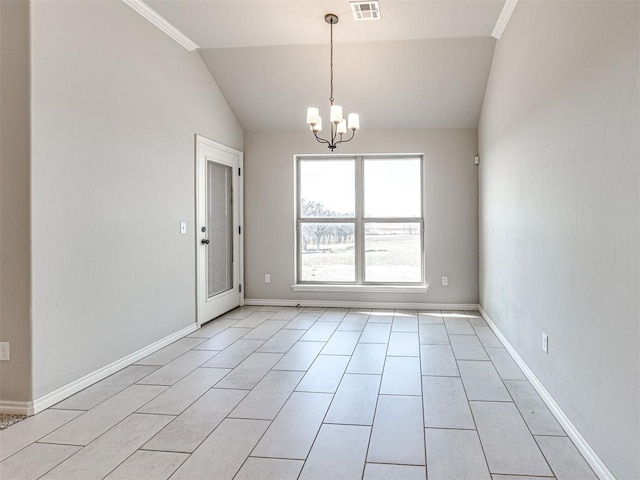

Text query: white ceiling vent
(350, 1), (381, 21)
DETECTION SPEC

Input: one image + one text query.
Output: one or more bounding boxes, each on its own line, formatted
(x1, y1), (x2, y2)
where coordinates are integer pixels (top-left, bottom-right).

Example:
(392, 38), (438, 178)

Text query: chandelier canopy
(306, 14), (360, 151)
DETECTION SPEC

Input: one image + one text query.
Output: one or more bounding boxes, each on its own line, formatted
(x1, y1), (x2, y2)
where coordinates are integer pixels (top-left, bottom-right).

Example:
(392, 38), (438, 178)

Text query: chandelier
(306, 14), (360, 151)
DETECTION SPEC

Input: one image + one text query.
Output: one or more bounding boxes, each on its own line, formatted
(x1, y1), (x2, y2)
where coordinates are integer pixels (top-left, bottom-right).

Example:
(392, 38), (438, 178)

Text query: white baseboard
(478, 306), (614, 480)
(244, 298), (480, 311)
(0, 323), (199, 416)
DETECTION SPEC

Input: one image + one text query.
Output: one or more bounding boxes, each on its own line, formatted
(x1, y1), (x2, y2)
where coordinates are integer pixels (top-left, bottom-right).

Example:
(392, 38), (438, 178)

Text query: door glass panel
(207, 160), (233, 297)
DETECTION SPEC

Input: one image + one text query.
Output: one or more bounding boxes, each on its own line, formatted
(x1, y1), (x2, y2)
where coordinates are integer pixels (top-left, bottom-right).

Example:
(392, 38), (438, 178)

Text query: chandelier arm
(335, 129), (357, 145)
(312, 131), (331, 146)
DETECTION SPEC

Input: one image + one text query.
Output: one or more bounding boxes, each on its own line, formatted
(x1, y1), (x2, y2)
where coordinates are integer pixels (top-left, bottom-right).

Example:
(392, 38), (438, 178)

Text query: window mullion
(355, 155), (364, 284)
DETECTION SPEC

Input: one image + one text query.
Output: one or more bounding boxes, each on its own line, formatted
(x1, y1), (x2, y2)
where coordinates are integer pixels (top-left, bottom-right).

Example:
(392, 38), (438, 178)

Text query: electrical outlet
(542, 332), (549, 354)
(0, 342), (10, 361)
(441, 276), (448, 286)
(264, 274), (271, 283)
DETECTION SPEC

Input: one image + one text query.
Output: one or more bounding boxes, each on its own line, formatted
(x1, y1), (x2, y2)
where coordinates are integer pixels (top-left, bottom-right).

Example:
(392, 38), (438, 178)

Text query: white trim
(478, 306), (615, 480)
(291, 284), (428, 294)
(244, 298), (479, 311)
(122, 0), (200, 51)
(20, 323), (198, 416)
(0, 400), (33, 416)
(491, 0), (519, 40)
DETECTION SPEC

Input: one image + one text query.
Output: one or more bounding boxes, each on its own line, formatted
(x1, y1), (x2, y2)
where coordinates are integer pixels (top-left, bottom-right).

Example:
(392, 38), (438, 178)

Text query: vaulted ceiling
(144, 0), (508, 132)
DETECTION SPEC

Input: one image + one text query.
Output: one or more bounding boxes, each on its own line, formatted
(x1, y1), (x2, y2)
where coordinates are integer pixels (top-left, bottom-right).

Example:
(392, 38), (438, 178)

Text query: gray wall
(0, 0), (32, 404)
(244, 129), (479, 305)
(29, 1), (242, 398)
(478, 1), (639, 478)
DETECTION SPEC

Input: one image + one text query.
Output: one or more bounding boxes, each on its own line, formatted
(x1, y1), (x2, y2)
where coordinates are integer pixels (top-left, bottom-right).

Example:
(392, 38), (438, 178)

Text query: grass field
(301, 234), (421, 282)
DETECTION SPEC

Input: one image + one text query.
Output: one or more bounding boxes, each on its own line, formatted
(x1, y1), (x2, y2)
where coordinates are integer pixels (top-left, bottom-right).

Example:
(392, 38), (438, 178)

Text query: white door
(196, 135), (243, 326)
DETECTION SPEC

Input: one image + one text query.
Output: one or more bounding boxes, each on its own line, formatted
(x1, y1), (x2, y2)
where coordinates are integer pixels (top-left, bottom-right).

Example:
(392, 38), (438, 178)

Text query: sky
(300, 157), (422, 218)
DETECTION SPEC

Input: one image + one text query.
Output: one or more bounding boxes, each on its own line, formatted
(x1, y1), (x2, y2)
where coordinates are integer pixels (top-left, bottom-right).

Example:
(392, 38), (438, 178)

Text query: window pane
(364, 158), (421, 218)
(299, 159), (355, 217)
(364, 223), (421, 282)
(300, 223), (355, 282)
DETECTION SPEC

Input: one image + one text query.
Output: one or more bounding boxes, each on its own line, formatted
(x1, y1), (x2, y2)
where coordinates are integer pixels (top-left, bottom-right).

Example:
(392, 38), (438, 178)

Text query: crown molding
(491, 0), (519, 40)
(122, 0), (200, 51)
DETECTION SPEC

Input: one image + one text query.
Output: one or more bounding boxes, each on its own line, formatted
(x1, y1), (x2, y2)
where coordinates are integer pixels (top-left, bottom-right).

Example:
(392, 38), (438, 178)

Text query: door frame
(195, 134), (244, 327)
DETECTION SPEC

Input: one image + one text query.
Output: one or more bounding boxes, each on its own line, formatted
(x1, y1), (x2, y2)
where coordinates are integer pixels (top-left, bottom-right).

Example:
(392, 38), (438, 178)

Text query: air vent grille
(350, 1), (381, 21)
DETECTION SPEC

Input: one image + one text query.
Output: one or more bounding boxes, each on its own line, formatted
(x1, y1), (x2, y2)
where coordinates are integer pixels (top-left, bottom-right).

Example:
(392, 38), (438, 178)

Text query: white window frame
(292, 154), (427, 293)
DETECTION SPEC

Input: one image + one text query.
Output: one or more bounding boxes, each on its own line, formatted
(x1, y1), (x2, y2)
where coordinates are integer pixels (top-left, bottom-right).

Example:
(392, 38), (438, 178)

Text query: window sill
(291, 284), (428, 294)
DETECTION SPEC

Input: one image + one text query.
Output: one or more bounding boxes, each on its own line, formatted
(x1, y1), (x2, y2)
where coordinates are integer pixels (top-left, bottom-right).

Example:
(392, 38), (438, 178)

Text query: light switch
(180, 222), (187, 234)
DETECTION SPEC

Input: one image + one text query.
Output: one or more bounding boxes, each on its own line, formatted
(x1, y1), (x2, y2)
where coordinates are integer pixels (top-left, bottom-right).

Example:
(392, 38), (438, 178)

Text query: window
(296, 154), (424, 286)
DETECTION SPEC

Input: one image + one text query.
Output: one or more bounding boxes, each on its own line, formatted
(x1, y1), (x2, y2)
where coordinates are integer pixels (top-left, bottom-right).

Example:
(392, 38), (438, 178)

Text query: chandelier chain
(329, 20), (334, 104)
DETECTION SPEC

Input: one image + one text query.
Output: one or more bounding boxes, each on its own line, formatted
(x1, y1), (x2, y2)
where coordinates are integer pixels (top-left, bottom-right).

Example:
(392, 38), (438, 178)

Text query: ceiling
(145, 0), (507, 132)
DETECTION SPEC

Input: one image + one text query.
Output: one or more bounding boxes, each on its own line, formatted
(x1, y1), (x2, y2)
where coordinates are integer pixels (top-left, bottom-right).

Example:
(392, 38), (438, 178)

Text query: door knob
(201, 239), (210, 245)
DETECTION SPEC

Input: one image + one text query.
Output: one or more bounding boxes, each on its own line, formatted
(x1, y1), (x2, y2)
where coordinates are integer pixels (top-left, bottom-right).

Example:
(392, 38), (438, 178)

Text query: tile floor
(0, 306), (599, 480)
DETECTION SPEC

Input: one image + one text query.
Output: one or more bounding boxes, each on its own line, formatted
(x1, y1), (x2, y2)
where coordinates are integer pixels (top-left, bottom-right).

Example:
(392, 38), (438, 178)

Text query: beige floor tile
(380, 356), (422, 395)
(188, 318), (238, 338)
(535, 436), (598, 480)
(318, 308), (348, 322)
(322, 331), (361, 355)
(325, 374), (381, 425)
(504, 380), (565, 435)
(471, 401), (553, 476)
(425, 428), (491, 480)
(346, 343), (387, 374)
(492, 476), (556, 480)
(283, 314), (318, 330)
(40, 385), (166, 446)
(143, 388), (247, 452)
(299, 424), (370, 480)
(242, 320), (289, 340)
(367, 395), (425, 465)
(296, 355), (350, 393)
(222, 306), (260, 319)
(301, 321), (339, 341)
(388, 332), (420, 356)
(135, 338), (207, 366)
(54, 365), (158, 410)
(418, 311), (444, 325)
(269, 307), (304, 320)
(230, 370), (304, 420)
(232, 311), (274, 328)
(0, 443), (80, 480)
(234, 458), (304, 480)
(136, 350), (216, 385)
(444, 317), (475, 335)
(450, 334), (490, 360)
(337, 313), (369, 331)
(359, 323), (392, 343)
(171, 418), (270, 480)
(194, 327), (251, 350)
(458, 360), (511, 401)
(474, 326), (503, 347)
(486, 348), (526, 380)
(252, 392), (332, 459)
(367, 312), (394, 323)
(257, 328), (305, 353)
(0, 409), (83, 462)
(137, 367), (230, 415)
(202, 339), (264, 368)
(41, 414), (172, 480)
(104, 451), (188, 479)
(392, 316), (419, 333)
(420, 345), (459, 376)
(422, 376), (474, 429)
(364, 463), (427, 480)
(215, 352), (283, 389)
(419, 324), (449, 345)
(273, 341), (324, 371)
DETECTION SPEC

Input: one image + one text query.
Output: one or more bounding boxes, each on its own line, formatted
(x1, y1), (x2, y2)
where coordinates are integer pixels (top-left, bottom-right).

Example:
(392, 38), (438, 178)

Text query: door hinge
(238, 167), (241, 176)
(239, 284), (242, 293)
(238, 226), (242, 235)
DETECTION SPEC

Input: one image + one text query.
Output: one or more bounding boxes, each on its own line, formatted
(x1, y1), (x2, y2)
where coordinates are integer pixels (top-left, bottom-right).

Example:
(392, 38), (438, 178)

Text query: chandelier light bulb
(348, 113), (360, 130)
(306, 107), (319, 125)
(330, 105), (343, 123)
(337, 119), (347, 135)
